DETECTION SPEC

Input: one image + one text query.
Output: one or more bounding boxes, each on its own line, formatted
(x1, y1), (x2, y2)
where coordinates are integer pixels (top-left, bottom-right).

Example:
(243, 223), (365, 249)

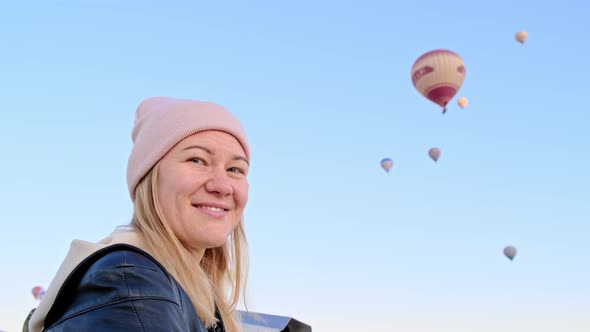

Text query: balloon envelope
(411, 49), (466, 110)
(381, 158), (393, 173)
(428, 148), (441, 162)
(515, 31), (528, 44)
(457, 96), (468, 108)
(503, 246), (517, 260)
(32, 286), (45, 300)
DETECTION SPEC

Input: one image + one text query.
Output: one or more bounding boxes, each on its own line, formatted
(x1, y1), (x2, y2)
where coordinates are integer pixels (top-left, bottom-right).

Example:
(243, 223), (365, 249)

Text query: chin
(205, 242), (227, 250)
(204, 236), (230, 249)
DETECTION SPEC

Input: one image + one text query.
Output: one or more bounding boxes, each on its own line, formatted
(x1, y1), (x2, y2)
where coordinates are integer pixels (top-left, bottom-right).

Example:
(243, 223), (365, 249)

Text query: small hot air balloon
(411, 49), (466, 114)
(32, 286), (46, 301)
(428, 147), (441, 162)
(381, 158), (393, 173)
(515, 30), (528, 44)
(503, 246), (517, 261)
(457, 96), (468, 108)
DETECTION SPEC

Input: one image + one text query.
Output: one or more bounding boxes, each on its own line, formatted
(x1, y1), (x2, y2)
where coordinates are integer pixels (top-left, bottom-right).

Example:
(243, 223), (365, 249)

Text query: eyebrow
(182, 145), (249, 165)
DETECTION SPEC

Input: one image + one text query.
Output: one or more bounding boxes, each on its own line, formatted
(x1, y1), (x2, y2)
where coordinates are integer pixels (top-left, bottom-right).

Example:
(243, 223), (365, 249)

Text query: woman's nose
(204, 169), (233, 196)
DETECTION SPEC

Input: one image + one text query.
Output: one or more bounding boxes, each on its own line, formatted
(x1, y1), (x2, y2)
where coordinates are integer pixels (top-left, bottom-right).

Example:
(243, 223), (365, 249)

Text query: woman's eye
(190, 158), (205, 164)
(228, 167), (245, 174)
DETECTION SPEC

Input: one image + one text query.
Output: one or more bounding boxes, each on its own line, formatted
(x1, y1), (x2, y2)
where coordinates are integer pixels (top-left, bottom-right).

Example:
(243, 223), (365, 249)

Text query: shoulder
(83, 244), (172, 285)
(44, 244), (195, 331)
(80, 244), (181, 302)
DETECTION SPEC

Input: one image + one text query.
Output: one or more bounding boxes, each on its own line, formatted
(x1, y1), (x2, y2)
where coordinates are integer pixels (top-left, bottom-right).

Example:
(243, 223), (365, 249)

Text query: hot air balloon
(411, 49), (466, 114)
(457, 96), (468, 108)
(381, 158), (393, 173)
(32, 286), (46, 301)
(428, 147), (441, 162)
(503, 246), (517, 261)
(515, 31), (528, 44)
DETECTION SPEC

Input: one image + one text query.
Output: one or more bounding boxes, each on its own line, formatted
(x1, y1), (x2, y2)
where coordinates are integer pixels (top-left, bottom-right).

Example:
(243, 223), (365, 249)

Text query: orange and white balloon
(411, 49), (466, 113)
(515, 31), (528, 44)
(457, 97), (468, 108)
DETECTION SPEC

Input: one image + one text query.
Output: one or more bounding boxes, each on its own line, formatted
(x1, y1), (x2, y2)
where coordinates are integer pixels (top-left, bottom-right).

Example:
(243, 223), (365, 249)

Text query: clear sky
(1, 1), (589, 331)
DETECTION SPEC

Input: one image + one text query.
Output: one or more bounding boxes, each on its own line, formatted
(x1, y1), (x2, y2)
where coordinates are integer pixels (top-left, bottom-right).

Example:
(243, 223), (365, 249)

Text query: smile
(196, 205), (228, 212)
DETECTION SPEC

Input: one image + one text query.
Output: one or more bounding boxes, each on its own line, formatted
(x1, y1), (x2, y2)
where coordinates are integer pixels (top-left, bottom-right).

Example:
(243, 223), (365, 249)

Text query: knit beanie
(126, 96), (250, 200)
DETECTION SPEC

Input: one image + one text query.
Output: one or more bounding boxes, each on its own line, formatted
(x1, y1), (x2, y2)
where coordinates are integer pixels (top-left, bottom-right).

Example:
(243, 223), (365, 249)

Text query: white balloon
(428, 147), (441, 162)
(503, 246), (517, 260)
(381, 158), (393, 173)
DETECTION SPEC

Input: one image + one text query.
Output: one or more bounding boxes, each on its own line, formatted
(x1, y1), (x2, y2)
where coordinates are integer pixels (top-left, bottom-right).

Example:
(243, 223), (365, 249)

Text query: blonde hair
(131, 163), (248, 332)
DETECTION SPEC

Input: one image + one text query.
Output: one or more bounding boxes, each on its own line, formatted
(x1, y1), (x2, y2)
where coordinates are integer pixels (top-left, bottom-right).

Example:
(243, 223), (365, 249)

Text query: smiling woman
(26, 97), (252, 332)
(156, 130), (250, 252)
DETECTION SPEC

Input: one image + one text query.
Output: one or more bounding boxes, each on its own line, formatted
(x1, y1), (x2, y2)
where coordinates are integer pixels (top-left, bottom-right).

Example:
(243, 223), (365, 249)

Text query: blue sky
(1, 1), (589, 331)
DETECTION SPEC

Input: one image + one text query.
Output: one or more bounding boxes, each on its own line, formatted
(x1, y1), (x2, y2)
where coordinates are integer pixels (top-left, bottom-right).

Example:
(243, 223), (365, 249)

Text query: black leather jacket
(42, 244), (224, 332)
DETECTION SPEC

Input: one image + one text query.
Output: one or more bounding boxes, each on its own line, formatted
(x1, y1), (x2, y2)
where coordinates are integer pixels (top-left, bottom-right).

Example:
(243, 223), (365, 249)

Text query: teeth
(200, 205), (225, 212)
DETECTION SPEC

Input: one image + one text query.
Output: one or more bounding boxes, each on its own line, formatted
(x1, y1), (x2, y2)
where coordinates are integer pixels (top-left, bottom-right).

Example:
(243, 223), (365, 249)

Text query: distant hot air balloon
(32, 286), (46, 301)
(503, 246), (517, 261)
(515, 31), (528, 44)
(381, 158), (393, 173)
(457, 96), (468, 108)
(411, 49), (466, 114)
(428, 147), (441, 162)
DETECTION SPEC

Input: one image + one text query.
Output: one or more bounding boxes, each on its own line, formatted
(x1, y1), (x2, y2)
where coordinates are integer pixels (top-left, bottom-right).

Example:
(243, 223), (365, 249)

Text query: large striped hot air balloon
(411, 49), (466, 114)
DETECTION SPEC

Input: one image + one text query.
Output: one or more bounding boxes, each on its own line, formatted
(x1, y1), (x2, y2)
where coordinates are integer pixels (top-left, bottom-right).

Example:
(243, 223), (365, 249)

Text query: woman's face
(156, 130), (249, 251)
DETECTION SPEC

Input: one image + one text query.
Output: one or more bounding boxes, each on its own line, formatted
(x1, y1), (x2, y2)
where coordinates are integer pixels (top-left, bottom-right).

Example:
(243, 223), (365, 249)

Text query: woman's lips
(193, 204), (229, 218)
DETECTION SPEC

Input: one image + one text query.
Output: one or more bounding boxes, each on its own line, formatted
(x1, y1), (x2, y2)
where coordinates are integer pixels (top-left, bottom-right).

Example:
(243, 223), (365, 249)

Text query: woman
(27, 96), (251, 332)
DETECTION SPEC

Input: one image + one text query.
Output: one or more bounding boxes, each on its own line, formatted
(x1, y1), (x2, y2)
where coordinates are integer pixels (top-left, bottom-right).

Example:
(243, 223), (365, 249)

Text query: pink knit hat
(126, 96), (250, 200)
